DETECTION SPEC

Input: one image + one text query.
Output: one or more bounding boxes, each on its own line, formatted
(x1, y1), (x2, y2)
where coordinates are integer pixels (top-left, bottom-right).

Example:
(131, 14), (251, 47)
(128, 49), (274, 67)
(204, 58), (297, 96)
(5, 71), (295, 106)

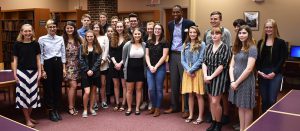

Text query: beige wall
(190, 0), (300, 45)
(68, 0), (88, 10)
(0, 0), (68, 11)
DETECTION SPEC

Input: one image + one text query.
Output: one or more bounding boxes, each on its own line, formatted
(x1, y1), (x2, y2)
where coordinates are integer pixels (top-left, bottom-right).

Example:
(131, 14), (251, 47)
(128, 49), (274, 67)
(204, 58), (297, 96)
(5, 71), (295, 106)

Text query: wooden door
(164, 8), (187, 43)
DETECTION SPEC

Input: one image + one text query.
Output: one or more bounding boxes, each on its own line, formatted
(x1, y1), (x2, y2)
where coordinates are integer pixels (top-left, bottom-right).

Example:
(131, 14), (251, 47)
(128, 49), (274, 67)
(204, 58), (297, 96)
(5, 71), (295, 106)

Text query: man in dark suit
(164, 5), (195, 119)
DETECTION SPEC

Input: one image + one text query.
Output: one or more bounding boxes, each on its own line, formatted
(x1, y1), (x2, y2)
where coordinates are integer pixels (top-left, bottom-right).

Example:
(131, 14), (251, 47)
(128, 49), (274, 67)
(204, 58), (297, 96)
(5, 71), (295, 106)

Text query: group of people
(12, 4), (287, 131)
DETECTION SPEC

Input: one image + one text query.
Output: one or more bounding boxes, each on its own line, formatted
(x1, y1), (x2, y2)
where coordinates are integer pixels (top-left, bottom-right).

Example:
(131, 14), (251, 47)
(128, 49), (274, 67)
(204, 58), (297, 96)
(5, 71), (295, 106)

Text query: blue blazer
(168, 18), (195, 50)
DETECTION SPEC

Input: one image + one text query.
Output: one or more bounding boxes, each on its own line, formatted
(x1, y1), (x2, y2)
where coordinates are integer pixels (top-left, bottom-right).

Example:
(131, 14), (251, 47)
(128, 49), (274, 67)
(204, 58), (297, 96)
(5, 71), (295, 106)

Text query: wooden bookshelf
(51, 9), (87, 35)
(118, 10), (160, 30)
(0, 8), (50, 69)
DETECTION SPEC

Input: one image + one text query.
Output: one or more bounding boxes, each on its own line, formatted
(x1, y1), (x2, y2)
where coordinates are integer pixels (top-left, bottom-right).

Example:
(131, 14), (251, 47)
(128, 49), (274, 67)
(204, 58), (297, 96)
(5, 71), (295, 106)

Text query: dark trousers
(43, 57), (63, 110)
(259, 73), (283, 113)
(169, 52), (189, 112)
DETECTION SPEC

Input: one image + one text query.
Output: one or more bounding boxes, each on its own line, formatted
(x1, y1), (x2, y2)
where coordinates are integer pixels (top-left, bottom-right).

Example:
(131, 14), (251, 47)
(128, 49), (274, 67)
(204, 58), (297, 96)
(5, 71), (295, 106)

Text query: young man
(164, 5), (195, 119)
(77, 14), (91, 38)
(203, 11), (232, 125)
(128, 13), (146, 38)
(110, 16), (119, 30)
(99, 12), (109, 33)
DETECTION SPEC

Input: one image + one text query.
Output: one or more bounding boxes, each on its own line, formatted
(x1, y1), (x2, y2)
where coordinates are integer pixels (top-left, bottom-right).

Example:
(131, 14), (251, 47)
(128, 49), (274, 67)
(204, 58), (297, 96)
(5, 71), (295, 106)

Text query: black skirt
(81, 76), (101, 88)
(126, 58), (144, 82)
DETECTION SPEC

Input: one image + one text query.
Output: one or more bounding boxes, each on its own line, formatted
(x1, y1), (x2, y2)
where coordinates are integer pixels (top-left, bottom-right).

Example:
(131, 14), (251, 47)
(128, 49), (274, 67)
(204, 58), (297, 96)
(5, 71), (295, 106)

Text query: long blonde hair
(183, 26), (202, 52)
(259, 19), (280, 56)
(17, 24), (36, 42)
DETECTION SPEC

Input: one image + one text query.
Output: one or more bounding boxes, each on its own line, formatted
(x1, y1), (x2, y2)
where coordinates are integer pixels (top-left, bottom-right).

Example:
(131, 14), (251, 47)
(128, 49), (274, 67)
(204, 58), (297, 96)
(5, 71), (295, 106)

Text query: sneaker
(82, 111), (88, 118)
(148, 102), (152, 110)
(93, 103), (99, 111)
(90, 110), (97, 116)
(140, 102), (148, 110)
(101, 102), (109, 109)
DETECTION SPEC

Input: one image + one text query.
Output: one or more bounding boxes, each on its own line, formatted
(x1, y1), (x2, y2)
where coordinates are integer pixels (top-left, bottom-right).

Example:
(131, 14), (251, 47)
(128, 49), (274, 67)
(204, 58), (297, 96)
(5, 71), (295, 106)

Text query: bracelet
(230, 81), (235, 83)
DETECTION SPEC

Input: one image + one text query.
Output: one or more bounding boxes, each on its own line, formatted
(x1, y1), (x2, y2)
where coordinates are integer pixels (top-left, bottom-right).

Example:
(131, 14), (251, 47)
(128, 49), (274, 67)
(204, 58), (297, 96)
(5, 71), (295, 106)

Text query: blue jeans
(259, 72), (283, 113)
(147, 64), (166, 108)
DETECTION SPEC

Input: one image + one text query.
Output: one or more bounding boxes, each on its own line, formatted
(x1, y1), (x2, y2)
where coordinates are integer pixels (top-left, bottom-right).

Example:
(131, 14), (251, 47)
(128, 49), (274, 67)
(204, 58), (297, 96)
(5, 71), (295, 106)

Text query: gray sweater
(122, 41), (146, 79)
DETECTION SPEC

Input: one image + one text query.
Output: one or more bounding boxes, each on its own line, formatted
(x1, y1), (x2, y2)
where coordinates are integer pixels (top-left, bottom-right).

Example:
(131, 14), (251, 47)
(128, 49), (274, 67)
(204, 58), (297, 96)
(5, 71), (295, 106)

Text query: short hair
(233, 19), (247, 27)
(210, 11), (222, 21)
(99, 12), (107, 17)
(45, 19), (57, 28)
(128, 13), (138, 19)
(111, 16), (119, 21)
(147, 21), (155, 27)
(173, 5), (183, 11)
(17, 24), (36, 42)
(81, 14), (91, 20)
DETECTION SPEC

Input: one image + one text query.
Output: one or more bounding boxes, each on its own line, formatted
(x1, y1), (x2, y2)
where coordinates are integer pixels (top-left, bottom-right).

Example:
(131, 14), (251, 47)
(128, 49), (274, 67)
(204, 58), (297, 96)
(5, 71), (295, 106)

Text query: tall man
(99, 12), (109, 33)
(164, 5), (195, 119)
(203, 11), (232, 124)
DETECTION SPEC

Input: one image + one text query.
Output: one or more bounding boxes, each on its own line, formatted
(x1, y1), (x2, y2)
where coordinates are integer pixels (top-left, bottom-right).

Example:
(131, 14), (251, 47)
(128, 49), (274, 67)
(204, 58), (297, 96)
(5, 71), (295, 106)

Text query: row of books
(0, 20), (33, 31)
(1, 32), (18, 42)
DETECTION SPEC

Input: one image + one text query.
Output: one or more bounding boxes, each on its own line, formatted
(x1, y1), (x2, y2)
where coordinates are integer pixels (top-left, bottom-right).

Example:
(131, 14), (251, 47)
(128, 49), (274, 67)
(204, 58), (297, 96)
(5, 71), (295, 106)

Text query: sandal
(113, 104), (120, 111)
(193, 118), (204, 125)
(118, 104), (126, 112)
(30, 119), (39, 124)
(68, 108), (78, 115)
(185, 117), (193, 123)
(135, 110), (141, 115)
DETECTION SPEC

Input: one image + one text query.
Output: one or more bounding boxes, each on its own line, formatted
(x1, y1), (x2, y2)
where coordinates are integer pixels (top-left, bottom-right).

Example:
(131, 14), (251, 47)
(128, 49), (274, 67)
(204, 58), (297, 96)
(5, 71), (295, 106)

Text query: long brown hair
(82, 30), (102, 55)
(232, 25), (255, 54)
(148, 23), (166, 44)
(110, 21), (129, 48)
(183, 26), (202, 52)
(62, 21), (82, 47)
(17, 24), (36, 42)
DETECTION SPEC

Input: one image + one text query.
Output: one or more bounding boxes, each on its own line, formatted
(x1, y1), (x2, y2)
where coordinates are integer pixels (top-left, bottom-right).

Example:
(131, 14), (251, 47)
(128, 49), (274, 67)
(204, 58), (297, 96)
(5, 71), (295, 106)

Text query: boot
(213, 122), (222, 131)
(153, 108), (160, 117)
(206, 120), (216, 131)
(147, 108), (155, 115)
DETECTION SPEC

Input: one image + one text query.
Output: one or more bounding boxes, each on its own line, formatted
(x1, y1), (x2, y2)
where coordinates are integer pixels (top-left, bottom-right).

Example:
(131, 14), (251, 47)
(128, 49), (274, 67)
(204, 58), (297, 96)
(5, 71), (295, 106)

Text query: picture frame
(244, 11), (259, 31)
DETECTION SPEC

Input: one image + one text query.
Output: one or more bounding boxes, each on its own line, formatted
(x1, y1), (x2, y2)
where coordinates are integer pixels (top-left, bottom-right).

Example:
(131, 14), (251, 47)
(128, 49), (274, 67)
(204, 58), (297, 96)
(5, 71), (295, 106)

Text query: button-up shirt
(171, 18), (183, 51)
(77, 27), (88, 38)
(38, 34), (66, 65)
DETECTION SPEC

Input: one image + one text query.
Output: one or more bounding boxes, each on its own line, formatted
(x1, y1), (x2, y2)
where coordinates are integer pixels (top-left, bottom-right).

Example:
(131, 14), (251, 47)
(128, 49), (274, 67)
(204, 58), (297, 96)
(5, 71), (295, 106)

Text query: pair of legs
(169, 53), (188, 112)
(208, 94), (223, 123)
(187, 93), (204, 122)
(259, 74), (282, 113)
(100, 74), (107, 103)
(22, 108), (37, 127)
(238, 107), (253, 131)
(126, 81), (143, 112)
(83, 86), (97, 113)
(113, 78), (126, 106)
(68, 80), (78, 114)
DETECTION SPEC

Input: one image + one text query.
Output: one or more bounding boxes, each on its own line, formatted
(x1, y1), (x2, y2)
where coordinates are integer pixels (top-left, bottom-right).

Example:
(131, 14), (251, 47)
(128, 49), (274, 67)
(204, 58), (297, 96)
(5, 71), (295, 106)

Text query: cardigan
(122, 41), (146, 79)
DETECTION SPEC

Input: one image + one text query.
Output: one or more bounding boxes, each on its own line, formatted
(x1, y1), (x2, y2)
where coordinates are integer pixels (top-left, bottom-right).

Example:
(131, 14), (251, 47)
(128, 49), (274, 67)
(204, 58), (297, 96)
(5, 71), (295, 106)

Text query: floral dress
(65, 41), (80, 81)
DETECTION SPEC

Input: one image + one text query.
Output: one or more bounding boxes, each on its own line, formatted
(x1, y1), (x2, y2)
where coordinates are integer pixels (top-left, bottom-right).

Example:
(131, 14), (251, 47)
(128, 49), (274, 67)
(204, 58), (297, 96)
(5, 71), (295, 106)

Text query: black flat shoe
(135, 111), (140, 115)
(125, 110), (132, 116)
(54, 110), (62, 120)
(49, 110), (58, 122)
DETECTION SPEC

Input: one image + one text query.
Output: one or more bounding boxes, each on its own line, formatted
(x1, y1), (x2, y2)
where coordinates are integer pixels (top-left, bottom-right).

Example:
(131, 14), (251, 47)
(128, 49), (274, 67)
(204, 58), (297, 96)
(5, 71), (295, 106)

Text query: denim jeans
(259, 72), (283, 113)
(147, 64), (166, 108)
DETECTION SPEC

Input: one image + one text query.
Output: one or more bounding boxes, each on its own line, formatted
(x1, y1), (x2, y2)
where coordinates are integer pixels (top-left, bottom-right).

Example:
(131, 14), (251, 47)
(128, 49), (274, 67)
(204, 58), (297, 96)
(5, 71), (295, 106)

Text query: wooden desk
(0, 70), (16, 103)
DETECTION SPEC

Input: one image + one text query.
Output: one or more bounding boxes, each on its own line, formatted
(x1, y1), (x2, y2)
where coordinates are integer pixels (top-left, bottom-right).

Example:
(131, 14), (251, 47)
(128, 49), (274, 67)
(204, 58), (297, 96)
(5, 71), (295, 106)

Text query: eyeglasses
(48, 26), (57, 29)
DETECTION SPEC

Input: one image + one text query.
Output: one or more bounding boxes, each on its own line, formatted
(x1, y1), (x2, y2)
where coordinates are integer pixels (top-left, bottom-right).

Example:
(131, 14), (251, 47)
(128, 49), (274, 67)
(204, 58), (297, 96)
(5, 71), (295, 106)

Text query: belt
(48, 57), (61, 61)
(171, 51), (181, 54)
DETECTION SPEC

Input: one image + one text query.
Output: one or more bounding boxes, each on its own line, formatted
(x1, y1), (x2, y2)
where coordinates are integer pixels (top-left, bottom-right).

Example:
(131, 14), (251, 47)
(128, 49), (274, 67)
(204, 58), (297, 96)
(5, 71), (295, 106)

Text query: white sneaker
(148, 102), (152, 110)
(90, 110), (97, 116)
(140, 102), (148, 110)
(101, 102), (109, 109)
(82, 111), (88, 118)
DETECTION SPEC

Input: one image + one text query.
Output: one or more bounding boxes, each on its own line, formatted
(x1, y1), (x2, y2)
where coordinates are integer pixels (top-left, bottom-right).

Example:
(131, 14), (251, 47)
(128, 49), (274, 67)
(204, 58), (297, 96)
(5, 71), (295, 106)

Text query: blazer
(79, 45), (102, 78)
(256, 37), (288, 74)
(168, 18), (195, 51)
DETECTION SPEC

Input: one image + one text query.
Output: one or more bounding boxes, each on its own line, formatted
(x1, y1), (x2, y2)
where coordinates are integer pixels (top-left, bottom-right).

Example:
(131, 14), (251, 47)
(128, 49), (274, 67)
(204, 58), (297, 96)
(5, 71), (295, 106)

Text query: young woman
(202, 27), (231, 131)
(110, 21), (130, 111)
(63, 21), (82, 115)
(145, 24), (169, 117)
(13, 24), (41, 127)
(38, 19), (66, 122)
(79, 30), (102, 118)
(93, 22), (110, 109)
(123, 28), (146, 116)
(257, 19), (288, 113)
(228, 25), (257, 131)
(181, 26), (206, 124)
(106, 26), (114, 39)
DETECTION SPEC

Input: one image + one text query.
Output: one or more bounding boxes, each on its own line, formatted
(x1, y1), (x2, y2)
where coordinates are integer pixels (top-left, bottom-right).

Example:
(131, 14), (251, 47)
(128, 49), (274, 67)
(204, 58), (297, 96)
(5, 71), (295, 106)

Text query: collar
(174, 17), (183, 25)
